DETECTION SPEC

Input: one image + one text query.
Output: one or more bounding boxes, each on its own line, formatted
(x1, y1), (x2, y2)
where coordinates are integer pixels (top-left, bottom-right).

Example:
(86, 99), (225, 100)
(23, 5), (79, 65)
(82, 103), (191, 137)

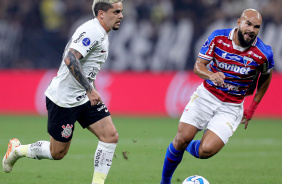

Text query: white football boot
(2, 138), (21, 173)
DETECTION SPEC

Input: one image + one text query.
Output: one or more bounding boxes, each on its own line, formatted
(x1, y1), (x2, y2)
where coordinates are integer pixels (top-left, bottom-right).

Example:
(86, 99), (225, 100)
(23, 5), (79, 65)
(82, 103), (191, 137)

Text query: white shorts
(180, 83), (244, 144)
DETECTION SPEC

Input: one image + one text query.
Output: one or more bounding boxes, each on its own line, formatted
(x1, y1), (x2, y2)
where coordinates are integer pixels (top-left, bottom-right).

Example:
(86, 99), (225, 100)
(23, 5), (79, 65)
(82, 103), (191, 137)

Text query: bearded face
(237, 26), (257, 47)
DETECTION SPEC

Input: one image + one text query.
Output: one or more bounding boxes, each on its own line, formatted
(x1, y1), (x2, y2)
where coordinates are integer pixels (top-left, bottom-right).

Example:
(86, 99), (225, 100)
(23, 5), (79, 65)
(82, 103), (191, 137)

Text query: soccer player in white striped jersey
(3, 1), (123, 184)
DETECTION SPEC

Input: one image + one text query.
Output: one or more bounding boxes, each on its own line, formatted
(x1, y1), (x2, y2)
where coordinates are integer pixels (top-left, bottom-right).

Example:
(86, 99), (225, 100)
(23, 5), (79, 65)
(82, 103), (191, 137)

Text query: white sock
(16, 141), (53, 160)
(92, 141), (117, 184)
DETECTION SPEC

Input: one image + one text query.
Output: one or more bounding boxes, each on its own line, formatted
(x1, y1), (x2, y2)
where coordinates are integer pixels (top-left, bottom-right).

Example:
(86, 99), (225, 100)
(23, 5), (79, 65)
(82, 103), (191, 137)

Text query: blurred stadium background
(0, 0), (282, 70)
(1, 1), (282, 184)
(0, 0), (281, 117)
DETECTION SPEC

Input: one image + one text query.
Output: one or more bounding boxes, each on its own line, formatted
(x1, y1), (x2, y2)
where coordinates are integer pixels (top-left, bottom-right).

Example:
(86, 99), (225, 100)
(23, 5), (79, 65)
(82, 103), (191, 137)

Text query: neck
(233, 28), (241, 46)
(97, 18), (110, 33)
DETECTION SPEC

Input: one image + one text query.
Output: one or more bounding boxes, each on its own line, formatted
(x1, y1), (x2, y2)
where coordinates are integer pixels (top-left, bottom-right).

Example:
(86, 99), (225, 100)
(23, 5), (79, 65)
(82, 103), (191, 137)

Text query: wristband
(244, 100), (259, 119)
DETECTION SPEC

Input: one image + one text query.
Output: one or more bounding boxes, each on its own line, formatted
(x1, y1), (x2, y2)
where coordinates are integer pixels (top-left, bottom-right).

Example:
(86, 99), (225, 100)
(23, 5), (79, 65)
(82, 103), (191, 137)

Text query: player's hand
(241, 100), (259, 129)
(209, 72), (225, 85)
(87, 89), (103, 106)
(241, 116), (250, 129)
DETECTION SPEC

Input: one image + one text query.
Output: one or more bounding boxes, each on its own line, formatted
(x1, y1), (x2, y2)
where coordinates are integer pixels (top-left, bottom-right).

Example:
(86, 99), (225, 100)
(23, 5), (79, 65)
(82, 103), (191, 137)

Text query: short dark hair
(93, 2), (113, 16)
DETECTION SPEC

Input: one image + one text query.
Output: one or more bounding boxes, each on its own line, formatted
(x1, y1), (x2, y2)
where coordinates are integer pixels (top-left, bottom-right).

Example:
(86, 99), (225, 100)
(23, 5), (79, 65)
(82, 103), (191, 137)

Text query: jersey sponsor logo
(208, 43), (215, 54)
(73, 32), (86, 43)
(220, 52), (241, 61)
(243, 56), (253, 66)
(76, 93), (87, 101)
(222, 52), (227, 58)
(227, 55), (241, 61)
(218, 83), (239, 91)
(61, 124), (73, 138)
(82, 38), (91, 46)
(86, 40), (98, 53)
(217, 39), (230, 47)
(248, 51), (262, 59)
(217, 62), (251, 74)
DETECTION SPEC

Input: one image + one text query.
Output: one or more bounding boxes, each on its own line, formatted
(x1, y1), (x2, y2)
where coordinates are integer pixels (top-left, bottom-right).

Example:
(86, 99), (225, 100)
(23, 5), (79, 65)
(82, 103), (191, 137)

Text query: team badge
(243, 56), (253, 66)
(61, 124), (73, 138)
(82, 38), (91, 46)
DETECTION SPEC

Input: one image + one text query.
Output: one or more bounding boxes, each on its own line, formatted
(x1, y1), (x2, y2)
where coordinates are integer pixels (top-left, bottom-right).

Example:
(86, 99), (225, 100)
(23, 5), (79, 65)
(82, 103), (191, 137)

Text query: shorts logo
(61, 124), (73, 138)
(226, 122), (234, 133)
(97, 104), (106, 111)
(82, 38), (91, 46)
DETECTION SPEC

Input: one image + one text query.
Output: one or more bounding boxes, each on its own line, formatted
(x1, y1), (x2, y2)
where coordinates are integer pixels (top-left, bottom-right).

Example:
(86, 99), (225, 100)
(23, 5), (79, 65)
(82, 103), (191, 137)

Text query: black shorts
(46, 97), (110, 142)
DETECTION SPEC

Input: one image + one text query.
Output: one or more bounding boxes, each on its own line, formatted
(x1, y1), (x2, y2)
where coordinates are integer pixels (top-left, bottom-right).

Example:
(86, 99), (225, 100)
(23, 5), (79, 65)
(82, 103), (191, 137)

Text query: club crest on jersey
(243, 56), (253, 66)
(61, 124), (73, 138)
(82, 38), (91, 46)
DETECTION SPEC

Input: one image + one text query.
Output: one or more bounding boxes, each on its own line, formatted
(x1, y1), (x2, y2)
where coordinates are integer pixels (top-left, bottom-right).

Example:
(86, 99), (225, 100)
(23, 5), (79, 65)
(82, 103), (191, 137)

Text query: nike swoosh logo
(101, 50), (107, 53)
(105, 109), (109, 112)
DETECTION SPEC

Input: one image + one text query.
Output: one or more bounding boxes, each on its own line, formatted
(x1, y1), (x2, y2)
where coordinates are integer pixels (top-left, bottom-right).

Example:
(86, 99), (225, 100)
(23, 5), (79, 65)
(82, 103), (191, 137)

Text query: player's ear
(237, 18), (241, 26)
(98, 10), (105, 19)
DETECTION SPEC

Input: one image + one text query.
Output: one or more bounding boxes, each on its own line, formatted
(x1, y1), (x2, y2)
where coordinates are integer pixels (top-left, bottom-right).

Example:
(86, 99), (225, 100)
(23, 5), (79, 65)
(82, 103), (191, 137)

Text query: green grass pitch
(0, 115), (281, 184)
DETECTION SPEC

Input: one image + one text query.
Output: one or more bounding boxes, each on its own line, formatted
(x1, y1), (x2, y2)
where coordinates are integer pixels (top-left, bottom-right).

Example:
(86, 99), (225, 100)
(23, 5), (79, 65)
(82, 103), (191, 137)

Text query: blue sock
(160, 142), (184, 184)
(186, 140), (201, 158)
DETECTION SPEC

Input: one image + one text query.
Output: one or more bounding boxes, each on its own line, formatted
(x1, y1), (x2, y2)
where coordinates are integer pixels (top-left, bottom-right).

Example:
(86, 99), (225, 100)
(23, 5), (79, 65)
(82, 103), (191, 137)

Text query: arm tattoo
(66, 51), (93, 93)
(93, 80), (97, 90)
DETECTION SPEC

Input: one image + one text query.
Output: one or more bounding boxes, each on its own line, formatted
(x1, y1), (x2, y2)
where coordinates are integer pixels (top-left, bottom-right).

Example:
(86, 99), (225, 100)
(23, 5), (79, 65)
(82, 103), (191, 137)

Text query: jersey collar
(93, 18), (107, 34)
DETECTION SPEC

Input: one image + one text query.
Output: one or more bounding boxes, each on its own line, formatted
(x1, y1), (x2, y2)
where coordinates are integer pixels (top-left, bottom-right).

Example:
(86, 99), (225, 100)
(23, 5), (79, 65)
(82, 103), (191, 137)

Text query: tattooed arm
(64, 48), (102, 105)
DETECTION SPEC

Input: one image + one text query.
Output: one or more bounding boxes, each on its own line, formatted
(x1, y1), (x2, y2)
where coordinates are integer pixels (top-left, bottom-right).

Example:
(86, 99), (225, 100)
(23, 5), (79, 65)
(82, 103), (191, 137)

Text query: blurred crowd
(0, 0), (281, 70)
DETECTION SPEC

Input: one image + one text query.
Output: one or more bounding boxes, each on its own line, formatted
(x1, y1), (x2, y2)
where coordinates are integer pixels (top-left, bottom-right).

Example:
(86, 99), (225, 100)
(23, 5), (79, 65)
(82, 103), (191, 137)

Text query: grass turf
(0, 116), (281, 184)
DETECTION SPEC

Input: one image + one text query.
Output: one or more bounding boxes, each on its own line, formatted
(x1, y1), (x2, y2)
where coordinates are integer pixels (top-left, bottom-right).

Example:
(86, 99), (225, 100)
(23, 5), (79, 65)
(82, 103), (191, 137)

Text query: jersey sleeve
(262, 45), (275, 75)
(198, 30), (218, 61)
(68, 24), (99, 58)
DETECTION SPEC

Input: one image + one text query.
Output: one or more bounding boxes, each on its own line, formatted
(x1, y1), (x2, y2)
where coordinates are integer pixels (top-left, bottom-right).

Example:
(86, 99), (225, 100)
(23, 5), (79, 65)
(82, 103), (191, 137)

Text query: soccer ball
(182, 175), (210, 184)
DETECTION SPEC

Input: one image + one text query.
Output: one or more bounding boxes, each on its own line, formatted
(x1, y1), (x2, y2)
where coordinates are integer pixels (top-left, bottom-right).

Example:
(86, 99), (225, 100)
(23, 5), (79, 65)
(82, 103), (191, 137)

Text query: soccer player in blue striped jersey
(160, 8), (274, 184)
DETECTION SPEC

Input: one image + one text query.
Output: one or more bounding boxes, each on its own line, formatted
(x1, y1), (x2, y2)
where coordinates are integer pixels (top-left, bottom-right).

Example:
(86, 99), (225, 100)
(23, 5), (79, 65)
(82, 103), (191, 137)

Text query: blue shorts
(46, 97), (110, 142)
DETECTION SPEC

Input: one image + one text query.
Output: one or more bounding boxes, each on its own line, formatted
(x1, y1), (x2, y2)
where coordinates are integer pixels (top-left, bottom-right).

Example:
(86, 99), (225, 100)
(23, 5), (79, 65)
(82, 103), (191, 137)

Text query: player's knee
(100, 131), (119, 143)
(198, 145), (216, 159)
(173, 135), (191, 150)
(51, 150), (67, 160)
(111, 131), (119, 143)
